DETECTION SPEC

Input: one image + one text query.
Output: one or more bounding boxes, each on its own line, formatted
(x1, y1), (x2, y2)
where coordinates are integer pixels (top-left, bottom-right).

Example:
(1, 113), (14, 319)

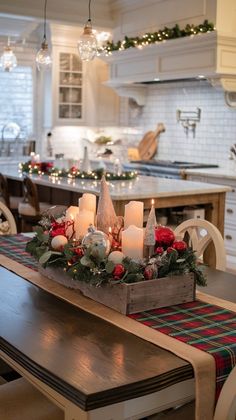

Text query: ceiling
(0, 15), (39, 39)
(0, 0), (114, 41)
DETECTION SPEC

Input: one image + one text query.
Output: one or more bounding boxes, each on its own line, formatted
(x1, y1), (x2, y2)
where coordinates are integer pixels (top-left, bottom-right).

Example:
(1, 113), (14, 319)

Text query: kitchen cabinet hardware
(226, 208), (234, 214)
(225, 235), (232, 240)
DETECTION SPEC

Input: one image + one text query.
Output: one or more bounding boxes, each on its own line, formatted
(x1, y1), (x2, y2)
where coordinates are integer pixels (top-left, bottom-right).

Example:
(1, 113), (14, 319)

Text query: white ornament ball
(108, 251), (125, 264)
(51, 235), (68, 251)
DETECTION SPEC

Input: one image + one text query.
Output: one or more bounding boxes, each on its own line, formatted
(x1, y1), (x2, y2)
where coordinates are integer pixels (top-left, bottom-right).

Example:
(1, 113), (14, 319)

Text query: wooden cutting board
(138, 123), (165, 160)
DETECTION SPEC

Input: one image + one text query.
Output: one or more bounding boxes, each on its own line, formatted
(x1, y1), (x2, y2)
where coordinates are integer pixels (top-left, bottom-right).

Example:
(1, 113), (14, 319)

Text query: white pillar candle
(122, 225), (144, 260)
(75, 210), (94, 239)
(65, 206), (80, 239)
(66, 206), (80, 220)
(124, 201), (144, 229)
(78, 193), (96, 217)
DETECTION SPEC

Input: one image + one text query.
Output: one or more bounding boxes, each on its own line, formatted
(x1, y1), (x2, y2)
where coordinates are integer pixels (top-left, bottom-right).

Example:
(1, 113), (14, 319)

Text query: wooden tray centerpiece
(26, 176), (206, 315)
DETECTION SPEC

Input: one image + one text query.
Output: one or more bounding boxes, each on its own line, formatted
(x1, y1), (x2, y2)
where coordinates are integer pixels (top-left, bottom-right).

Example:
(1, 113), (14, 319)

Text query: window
(0, 66), (33, 157)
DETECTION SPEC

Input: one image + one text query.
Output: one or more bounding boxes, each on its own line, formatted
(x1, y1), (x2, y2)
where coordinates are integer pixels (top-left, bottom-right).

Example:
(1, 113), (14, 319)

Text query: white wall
(122, 80), (236, 165)
(44, 80), (236, 166)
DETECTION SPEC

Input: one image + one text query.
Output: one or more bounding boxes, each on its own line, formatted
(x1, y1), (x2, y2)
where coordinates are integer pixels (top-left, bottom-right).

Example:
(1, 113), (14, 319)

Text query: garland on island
(26, 213), (206, 287)
(105, 20), (215, 53)
(19, 161), (137, 181)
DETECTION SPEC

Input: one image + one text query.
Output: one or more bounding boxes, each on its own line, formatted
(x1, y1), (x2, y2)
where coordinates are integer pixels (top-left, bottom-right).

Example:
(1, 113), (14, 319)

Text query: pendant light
(36, 0), (52, 71)
(77, 0), (97, 61)
(0, 38), (17, 72)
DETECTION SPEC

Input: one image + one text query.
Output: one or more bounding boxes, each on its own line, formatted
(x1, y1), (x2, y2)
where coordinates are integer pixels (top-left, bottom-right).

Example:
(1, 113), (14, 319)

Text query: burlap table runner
(1, 254), (236, 420)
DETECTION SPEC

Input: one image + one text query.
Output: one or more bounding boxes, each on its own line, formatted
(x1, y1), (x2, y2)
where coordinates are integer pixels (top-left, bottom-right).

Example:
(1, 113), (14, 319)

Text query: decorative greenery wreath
(26, 214), (206, 287)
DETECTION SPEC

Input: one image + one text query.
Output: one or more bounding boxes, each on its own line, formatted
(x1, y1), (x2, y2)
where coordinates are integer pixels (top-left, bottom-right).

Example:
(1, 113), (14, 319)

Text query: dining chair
(0, 201), (17, 235)
(0, 173), (22, 229)
(18, 176), (51, 232)
(214, 365), (236, 420)
(174, 218), (226, 271)
(0, 377), (64, 420)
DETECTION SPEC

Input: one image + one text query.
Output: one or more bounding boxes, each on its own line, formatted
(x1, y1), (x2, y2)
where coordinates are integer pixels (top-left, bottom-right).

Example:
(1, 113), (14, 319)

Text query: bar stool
(18, 176), (51, 232)
(0, 377), (64, 420)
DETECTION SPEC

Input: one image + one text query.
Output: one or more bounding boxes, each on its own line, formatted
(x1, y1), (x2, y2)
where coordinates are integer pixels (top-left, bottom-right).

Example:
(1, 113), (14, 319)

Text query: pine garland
(19, 162), (137, 181)
(105, 20), (215, 53)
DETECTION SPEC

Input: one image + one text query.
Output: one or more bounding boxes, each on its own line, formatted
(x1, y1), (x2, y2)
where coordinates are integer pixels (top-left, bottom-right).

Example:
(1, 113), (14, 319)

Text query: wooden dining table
(0, 240), (236, 419)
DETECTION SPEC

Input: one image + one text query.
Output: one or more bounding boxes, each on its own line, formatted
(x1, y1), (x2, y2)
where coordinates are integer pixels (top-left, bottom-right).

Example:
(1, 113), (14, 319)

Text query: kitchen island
(3, 168), (230, 234)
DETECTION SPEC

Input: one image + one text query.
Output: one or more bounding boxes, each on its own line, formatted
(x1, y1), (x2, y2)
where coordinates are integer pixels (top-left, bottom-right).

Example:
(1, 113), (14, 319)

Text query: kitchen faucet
(176, 108), (201, 138)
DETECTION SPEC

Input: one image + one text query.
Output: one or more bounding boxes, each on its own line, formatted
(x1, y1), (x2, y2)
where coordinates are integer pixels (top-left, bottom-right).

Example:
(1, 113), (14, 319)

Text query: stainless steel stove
(123, 160), (218, 179)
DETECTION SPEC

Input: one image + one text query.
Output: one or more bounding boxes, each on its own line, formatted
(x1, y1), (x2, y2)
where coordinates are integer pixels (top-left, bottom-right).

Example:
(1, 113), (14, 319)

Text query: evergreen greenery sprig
(105, 20), (215, 53)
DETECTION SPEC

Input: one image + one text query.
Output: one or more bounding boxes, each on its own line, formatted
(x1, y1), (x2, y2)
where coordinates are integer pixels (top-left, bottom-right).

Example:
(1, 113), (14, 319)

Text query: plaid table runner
(1, 235), (236, 403)
(0, 234), (37, 271)
(129, 302), (236, 401)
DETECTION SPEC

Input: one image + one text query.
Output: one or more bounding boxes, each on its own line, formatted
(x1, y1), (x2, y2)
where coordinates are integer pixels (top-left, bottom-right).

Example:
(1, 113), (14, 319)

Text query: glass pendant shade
(78, 22), (97, 61)
(0, 46), (17, 72)
(36, 40), (52, 71)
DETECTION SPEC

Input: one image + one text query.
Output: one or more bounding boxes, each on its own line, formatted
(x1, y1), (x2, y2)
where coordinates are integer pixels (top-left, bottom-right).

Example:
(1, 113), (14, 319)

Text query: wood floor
(148, 401), (195, 420)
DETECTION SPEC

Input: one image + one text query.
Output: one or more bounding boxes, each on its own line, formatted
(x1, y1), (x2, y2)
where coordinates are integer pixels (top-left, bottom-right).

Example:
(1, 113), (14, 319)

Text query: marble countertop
(184, 165), (236, 180)
(4, 169), (231, 200)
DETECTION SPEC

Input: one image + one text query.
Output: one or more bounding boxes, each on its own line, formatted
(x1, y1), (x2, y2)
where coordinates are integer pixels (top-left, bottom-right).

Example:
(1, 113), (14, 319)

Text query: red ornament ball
(74, 247), (84, 257)
(50, 220), (66, 237)
(155, 246), (164, 255)
(155, 226), (175, 248)
(112, 264), (125, 279)
(172, 240), (187, 252)
(144, 266), (153, 280)
(167, 246), (175, 254)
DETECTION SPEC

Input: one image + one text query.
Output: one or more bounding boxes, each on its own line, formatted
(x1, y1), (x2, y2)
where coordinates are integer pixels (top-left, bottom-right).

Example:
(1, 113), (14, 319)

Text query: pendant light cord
(43, 0), (48, 41)
(88, 0), (91, 22)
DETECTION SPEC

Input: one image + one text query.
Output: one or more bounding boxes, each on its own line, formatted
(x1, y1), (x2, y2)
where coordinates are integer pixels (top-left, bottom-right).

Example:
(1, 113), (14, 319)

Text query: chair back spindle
(175, 218), (226, 271)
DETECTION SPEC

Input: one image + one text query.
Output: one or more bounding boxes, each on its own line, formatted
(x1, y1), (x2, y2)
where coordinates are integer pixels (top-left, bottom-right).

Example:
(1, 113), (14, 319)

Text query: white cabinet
(50, 24), (120, 128)
(95, 59), (120, 126)
(187, 174), (236, 271)
(52, 47), (119, 127)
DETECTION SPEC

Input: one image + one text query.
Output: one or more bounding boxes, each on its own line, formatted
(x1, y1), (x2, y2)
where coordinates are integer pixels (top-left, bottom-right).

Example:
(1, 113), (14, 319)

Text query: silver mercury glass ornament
(82, 225), (111, 255)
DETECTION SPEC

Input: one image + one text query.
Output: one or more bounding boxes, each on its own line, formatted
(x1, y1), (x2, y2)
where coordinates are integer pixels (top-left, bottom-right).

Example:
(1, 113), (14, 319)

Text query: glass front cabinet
(53, 47), (85, 124)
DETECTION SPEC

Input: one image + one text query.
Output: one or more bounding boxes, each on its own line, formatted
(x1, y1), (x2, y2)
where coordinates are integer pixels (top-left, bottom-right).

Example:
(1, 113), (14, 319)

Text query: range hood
(102, 32), (236, 105)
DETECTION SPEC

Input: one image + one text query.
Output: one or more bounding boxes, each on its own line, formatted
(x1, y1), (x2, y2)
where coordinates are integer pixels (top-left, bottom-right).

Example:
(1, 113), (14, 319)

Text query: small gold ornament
(82, 226), (111, 255)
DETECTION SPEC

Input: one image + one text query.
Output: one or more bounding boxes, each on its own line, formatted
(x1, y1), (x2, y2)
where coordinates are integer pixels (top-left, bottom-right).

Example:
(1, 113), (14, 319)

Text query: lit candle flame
(151, 199), (155, 206)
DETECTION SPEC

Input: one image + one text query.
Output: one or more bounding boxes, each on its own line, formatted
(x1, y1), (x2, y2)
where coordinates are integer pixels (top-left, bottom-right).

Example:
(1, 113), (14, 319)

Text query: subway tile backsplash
(47, 80), (236, 165)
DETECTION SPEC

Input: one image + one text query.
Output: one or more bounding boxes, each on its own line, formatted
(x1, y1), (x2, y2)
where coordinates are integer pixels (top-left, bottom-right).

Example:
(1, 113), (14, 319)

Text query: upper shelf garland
(104, 20), (215, 53)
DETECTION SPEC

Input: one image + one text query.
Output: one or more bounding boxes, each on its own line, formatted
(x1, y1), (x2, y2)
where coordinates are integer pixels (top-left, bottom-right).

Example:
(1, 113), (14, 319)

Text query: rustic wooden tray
(39, 266), (196, 315)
